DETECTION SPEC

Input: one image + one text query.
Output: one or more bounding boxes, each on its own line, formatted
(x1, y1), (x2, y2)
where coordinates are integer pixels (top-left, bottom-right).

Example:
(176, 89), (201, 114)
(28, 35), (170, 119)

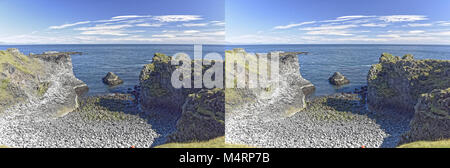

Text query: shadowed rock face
(400, 88), (450, 144)
(0, 49), (88, 118)
(367, 53), (450, 144)
(367, 53), (450, 113)
(139, 53), (222, 142)
(139, 49), (313, 142)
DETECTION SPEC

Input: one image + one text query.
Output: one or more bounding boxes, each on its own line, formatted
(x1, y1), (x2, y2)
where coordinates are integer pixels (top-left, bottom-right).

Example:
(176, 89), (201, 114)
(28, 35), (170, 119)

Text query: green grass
(398, 139), (450, 148)
(155, 136), (252, 148)
(0, 49), (39, 75)
(0, 145), (9, 148)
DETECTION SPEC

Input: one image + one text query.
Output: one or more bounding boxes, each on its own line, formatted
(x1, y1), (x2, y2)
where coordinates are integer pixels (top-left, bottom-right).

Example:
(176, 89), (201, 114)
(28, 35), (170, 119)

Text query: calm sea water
(1, 44), (449, 96)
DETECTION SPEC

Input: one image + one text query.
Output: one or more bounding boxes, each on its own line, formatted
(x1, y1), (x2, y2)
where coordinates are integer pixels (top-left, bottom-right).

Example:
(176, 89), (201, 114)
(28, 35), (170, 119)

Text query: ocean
(1, 44), (449, 96)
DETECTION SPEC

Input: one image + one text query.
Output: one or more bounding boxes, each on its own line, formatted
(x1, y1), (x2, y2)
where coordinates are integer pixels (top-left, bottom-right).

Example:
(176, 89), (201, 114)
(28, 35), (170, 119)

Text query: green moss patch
(0, 49), (40, 75)
(155, 136), (252, 148)
(398, 139), (450, 148)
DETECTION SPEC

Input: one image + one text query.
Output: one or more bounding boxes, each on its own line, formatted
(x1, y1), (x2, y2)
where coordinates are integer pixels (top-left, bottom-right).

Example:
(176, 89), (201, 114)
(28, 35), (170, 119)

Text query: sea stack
(102, 72), (123, 86)
(329, 72), (350, 86)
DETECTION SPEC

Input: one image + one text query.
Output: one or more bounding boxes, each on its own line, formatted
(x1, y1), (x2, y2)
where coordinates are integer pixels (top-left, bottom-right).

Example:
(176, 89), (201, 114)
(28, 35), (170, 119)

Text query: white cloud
(136, 23), (163, 27)
(407, 23), (432, 27)
(379, 15), (428, 22)
(80, 30), (129, 36)
(322, 15), (375, 22)
(301, 24), (358, 31)
(49, 21), (91, 29)
(210, 21), (225, 26)
(430, 31), (450, 36)
(273, 21), (316, 30)
(306, 30), (353, 36)
(152, 34), (176, 38)
(75, 24), (133, 31)
(409, 30), (425, 34)
(437, 21), (450, 26)
(111, 15), (151, 20)
(183, 30), (201, 34)
(377, 34), (401, 38)
(182, 23), (208, 27)
(361, 23), (388, 27)
(153, 15), (202, 22)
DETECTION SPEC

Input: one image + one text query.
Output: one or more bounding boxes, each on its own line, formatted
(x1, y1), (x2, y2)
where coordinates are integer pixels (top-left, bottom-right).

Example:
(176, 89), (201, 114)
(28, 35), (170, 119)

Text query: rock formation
(0, 48), (88, 118)
(400, 88), (450, 144)
(367, 53), (449, 144)
(102, 72), (123, 86)
(139, 53), (224, 142)
(225, 49), (314, 119)
(329, 72), (350, 86)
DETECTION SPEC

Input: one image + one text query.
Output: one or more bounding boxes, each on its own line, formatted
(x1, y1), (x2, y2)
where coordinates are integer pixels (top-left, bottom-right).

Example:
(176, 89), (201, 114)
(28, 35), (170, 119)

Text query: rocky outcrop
(367, 53), (449, 113)
(102, 72), (123, 86)
(139, 53), (223, 142)
(168, 88), (224, 142)
(329, 72), (350, 86)
(0, 48), (88, 118)
(367, 53), (450, 144)
(400, 88), (450, 144)
(225, 49), (314, 118)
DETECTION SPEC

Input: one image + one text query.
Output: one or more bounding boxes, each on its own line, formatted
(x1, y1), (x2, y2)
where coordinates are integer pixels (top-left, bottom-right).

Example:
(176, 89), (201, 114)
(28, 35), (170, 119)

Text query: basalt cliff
(0, 48), (88, 118)
(139, 49), (314, 143)
(367, 53), (449, 144)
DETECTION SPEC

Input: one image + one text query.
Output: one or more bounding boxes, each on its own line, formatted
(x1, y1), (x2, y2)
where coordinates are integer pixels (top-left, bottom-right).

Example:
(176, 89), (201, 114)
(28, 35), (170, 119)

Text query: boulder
(102, 72), (123, 86)
(329, 72), (350, 86)
(400, 88), (450, 144)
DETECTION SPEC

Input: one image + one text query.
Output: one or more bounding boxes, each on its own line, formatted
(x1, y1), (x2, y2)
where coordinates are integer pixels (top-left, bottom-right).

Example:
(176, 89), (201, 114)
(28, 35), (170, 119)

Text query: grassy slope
(398, 139), (450, 148)
(155, 136), (251, 148)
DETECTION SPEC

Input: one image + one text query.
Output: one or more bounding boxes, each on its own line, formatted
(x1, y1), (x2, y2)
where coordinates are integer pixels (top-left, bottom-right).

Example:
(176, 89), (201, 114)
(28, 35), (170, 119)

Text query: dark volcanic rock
(367, 53), (450, 113)
(102, 72), (123, 86)
(400, 88), (450, 144)
(168, 88), (225, 142)
(329, 72), (350, 86)
(367, 53), (450, 144)
(139, 53), (223, 142)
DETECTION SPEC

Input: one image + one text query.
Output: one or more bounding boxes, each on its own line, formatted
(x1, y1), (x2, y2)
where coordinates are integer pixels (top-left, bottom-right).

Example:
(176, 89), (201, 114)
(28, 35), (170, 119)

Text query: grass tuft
(155, 136), (252, 148)
(397, 139), (450, 148)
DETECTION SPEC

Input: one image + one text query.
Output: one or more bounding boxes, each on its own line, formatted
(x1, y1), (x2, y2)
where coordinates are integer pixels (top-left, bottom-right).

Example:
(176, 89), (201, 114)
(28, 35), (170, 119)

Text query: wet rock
(329, 72), (350, 86)
(102, 72), (123, 86)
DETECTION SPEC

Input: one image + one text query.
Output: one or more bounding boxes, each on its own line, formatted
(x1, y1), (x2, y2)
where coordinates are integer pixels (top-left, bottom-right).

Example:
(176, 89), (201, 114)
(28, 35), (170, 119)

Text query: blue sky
(226, 0), (450, 44)
(1, 0), (450, 44)
(0, 0), (224, 44)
